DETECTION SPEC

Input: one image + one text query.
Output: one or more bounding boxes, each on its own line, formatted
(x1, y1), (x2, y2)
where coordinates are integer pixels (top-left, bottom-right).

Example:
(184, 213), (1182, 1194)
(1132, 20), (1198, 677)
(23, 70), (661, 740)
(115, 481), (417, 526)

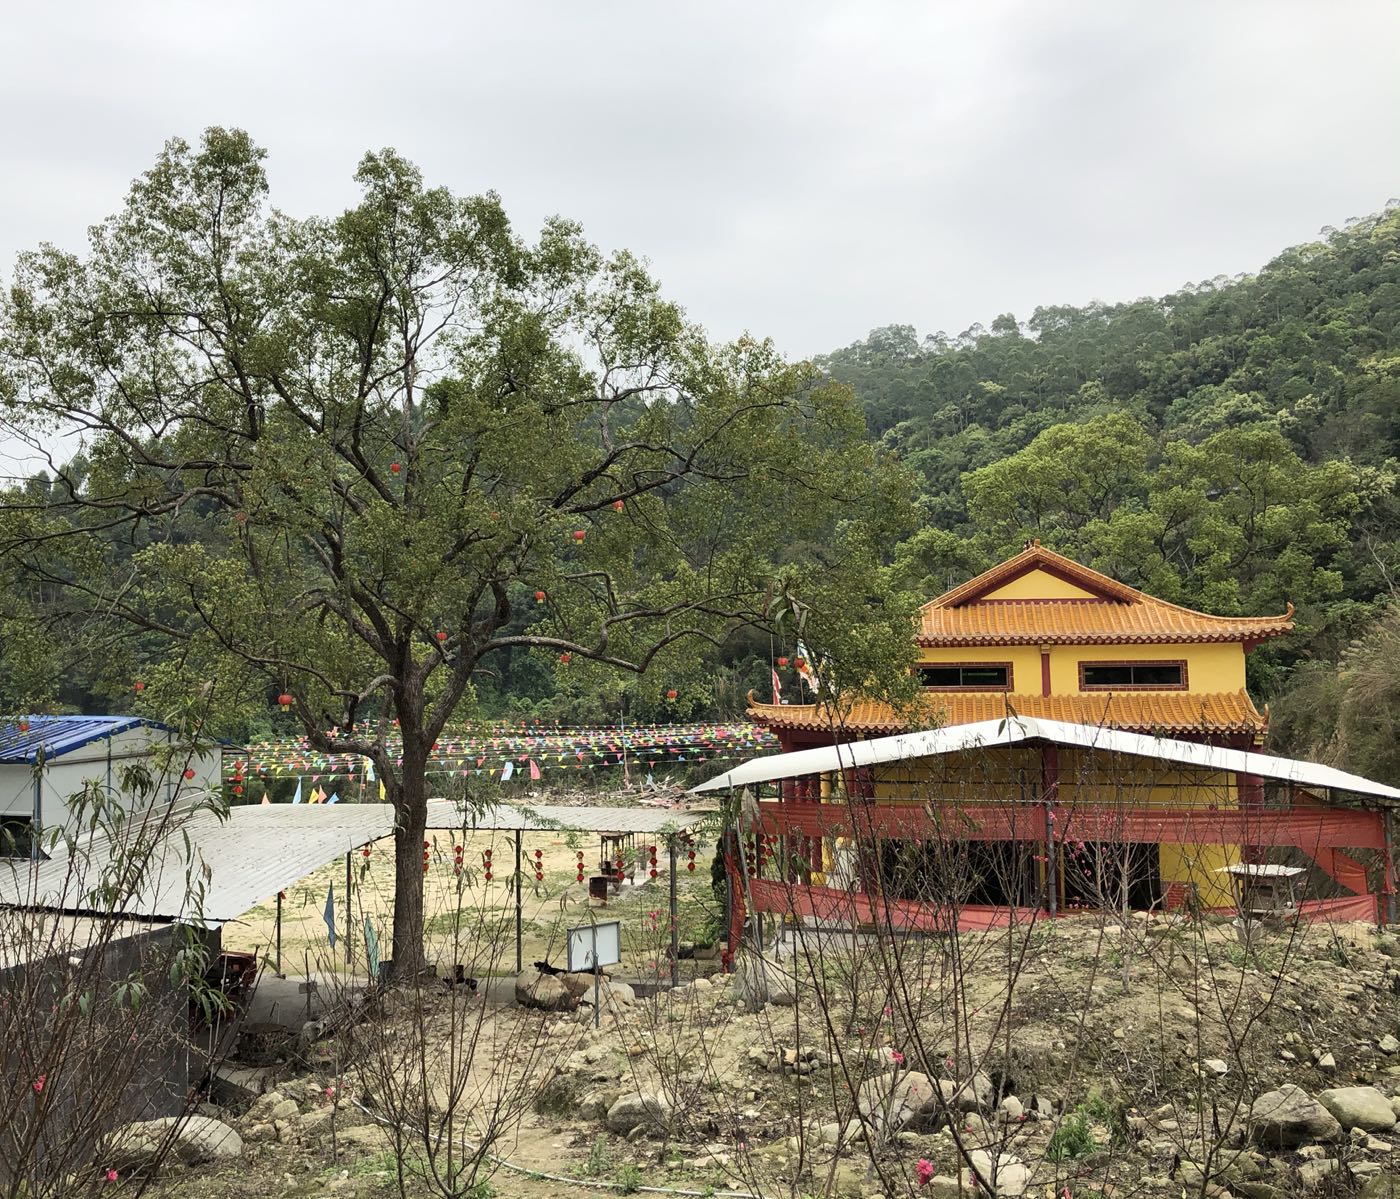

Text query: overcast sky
(2, 1), (1399, 359)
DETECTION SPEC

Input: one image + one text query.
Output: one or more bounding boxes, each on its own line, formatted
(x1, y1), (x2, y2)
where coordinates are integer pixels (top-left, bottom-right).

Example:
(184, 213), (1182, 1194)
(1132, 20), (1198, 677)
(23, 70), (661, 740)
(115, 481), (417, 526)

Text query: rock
(1249, 1083), (1342, 1148)
(559, 971), (595, 999)
(268, 1098), (299, 1122)
(605, 1092), (673, 1136)
(515, 970), (575, 1011)
(1381, 1035), (1400, 1055)
(1297, 1158), (1340, 1187)
(734, 954), (797, 1009)
(1203, 1058), (1229, 1077)
(1360, 1175), (1400, 1199)
(110, 1115), (244, 1170)
(579, 979), (635, 1008)
(578, 1088), (621, 1122)
(1317, 1051), (1338, 1072)
(1318, 1086), (1397, 1132)
(856, 1070), (942, 1133)
(999, 1095), (1024, 1123)
(953, 1070), (995, 1112)
(964, 1149), (1029, 1197)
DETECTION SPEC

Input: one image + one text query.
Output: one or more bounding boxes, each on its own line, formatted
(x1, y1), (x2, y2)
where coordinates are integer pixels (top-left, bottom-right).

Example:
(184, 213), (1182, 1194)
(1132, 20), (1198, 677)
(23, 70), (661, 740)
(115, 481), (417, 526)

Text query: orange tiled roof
(918, 544), (1292, 646)
(748, 689), (1267, 737)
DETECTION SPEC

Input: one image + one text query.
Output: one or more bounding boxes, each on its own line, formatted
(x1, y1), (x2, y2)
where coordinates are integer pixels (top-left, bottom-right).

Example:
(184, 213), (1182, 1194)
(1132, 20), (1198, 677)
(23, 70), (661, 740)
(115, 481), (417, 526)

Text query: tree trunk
(391, 760), (429, 977)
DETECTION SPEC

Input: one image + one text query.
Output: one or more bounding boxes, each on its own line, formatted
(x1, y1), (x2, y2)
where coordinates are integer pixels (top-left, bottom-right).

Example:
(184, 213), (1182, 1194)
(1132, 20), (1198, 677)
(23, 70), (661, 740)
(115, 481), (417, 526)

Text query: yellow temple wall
(980, 571), (1098, 600)
(914, 640), (1247, 698)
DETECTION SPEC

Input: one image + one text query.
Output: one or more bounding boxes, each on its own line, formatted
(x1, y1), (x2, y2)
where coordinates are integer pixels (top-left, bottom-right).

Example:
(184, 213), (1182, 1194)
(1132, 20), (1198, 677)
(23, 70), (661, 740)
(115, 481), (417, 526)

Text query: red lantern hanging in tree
(559, 653), (572, 664)
(182, 768), (195, 780)
(572, 529), (586, 542)
(277, 693), (293, 711)
(533, 590), (546, 603)
(776, 656), (789, 667)
(665, 689), (678, 701)
(18, 719), (29, 733)
(436, 630), (448, 642)
(611, 499), (624, 511)
(390, 462), (402, 475)
(133, 681), (145, 693)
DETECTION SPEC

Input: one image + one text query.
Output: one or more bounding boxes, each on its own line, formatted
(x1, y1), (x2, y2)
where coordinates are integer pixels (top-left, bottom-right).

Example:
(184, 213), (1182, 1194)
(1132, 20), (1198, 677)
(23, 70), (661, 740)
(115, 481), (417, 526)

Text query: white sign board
(567, 920), (621, 973)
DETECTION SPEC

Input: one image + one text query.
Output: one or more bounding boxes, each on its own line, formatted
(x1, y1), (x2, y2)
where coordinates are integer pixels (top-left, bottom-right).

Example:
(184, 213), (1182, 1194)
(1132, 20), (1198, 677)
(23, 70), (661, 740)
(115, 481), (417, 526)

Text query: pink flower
(890, 1049), (905, 1065)
(33, 1075), (45, 1093)
(105, 1169), (118, 1183)
(944, 1057), (955, 1071)
(325, 1085), (336, 1100)
(915, 1158), (934, 1186)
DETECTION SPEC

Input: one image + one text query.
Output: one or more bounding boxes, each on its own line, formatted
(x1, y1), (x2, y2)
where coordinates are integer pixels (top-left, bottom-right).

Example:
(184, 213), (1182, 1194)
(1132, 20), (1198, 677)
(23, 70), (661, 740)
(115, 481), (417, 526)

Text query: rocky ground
(130, 913), (1400, 1198)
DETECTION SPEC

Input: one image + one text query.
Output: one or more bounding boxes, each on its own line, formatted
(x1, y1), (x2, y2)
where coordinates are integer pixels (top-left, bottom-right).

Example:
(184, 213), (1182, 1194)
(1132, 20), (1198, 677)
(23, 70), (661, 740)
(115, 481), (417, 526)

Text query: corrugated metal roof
(690, 715), (1400, 803)
(0, 804), (395, 925)
(0, 800), (709, 924)
(0, 716), (158, 764)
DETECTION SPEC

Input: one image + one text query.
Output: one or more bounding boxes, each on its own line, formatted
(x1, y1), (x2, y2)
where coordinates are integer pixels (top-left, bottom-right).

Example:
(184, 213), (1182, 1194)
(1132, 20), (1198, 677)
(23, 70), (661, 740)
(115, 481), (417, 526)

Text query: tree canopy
(0, 129), (914, 966)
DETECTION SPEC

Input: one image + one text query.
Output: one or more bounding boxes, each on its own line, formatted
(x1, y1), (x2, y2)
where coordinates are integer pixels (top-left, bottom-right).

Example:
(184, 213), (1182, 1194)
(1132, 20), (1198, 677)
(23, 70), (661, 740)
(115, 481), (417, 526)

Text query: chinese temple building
(721, 544), (1394, 934)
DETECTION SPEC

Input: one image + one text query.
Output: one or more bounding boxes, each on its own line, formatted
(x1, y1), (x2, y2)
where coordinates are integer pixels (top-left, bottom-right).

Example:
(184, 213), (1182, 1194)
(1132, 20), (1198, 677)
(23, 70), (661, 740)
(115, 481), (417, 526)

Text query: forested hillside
(7, 201), (1400, 777)
(820, 203), (1400, 768)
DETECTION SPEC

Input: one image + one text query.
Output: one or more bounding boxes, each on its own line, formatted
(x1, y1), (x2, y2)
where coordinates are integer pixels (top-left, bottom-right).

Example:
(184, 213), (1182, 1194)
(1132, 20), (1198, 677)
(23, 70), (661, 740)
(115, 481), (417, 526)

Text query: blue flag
(326, 791), (339, 804)
(364, 916), (380, 978)
(292, 778), (303, 805)
(323, 883), (336, 949)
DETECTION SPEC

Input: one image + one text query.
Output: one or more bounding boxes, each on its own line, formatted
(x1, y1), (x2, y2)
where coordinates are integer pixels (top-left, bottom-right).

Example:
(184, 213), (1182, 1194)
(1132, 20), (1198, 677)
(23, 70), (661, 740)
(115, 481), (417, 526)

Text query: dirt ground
(171, 911), (1400, 1199)
(222, 829), (722, 983)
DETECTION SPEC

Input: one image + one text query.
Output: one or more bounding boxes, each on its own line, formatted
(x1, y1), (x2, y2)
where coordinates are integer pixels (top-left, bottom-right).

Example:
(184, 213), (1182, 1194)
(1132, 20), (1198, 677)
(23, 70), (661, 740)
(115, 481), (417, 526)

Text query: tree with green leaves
(0, 129), (913, 972)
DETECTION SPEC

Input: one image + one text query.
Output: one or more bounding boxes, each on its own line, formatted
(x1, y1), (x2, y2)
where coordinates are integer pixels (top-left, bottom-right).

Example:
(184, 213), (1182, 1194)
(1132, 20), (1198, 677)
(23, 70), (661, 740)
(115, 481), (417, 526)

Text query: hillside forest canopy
(2, 138), (1399, 791)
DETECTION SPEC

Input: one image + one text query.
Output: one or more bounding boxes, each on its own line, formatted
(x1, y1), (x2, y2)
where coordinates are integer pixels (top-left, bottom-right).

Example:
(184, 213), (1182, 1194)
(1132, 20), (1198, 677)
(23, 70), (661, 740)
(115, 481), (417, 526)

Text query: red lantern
(776, 656), (789, 667)
(611, 499), (624, 511)
(794, 657), (806, 671)
(390, 462), (402, 475)
(436, 631), (448, 642)
(277, 693), (293, 710)
(666, 689), (678, 701)
(572, 529), (586, 542)
(687, 861), (696, 872)
(232, 785), (243, 796)
(133, 681), (145, 693)
(559, 653), (572, 664)
(534, 590), (546, 603)
(182, 768), (195, 780)
(362, 846), (370, 859)
(18, 719), (29, 733)
(650, 868), (658, 879)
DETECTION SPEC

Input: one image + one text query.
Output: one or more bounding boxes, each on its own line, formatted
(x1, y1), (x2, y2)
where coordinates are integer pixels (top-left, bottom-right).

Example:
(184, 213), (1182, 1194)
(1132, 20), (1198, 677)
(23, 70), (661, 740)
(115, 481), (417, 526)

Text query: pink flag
(771, 669), (782, 704)
(529, 760), (541, 781)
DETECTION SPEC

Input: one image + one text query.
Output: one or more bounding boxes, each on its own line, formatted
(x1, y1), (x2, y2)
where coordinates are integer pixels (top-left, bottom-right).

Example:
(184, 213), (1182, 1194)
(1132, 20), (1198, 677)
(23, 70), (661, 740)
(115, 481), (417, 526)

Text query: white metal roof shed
(0, 800), (710, 924)
(688, 716), (1400, 803)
